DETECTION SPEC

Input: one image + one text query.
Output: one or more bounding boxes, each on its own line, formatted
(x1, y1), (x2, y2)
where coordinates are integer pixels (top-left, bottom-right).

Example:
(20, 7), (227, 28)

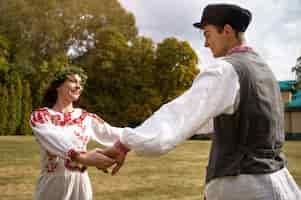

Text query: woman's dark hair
(41, 66), (87, 108)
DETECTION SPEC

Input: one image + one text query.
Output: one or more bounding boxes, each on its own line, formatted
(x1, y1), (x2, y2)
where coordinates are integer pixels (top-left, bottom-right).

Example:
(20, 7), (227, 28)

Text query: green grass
(0, 136), (300, 200)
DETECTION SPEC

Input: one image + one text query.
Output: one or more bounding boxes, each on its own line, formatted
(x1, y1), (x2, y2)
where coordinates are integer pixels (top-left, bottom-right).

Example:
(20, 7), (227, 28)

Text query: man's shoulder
(193, 59), (237, 84)
(199, 59), (235, 74)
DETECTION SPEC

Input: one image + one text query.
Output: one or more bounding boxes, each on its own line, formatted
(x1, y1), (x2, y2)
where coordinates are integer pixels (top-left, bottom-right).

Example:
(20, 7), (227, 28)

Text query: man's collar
(227, 45), (254, 55)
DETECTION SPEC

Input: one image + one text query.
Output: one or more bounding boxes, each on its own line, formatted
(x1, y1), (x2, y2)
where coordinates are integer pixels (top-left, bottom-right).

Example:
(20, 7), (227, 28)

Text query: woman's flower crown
(52, 66), (88, 87)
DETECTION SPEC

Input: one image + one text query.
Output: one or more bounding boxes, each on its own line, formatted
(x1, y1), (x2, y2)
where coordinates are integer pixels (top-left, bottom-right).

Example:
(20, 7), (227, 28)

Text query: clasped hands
(75, 142), (129, 175)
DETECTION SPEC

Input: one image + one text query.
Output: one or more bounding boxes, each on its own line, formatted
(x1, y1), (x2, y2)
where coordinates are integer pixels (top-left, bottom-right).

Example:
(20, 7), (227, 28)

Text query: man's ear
(223, 24), (234, 35)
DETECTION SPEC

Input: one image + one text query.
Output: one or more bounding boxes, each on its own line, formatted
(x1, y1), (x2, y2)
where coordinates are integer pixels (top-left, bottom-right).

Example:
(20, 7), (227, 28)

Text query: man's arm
(120, 60), (240, 155)
(104, 60), (240, 174)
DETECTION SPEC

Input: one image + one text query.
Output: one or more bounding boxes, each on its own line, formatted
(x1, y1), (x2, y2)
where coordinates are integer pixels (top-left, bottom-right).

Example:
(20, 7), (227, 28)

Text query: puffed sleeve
(120, 59), (240, 156)
(30, 109), (78, 159)
(88, 113), (123, 147)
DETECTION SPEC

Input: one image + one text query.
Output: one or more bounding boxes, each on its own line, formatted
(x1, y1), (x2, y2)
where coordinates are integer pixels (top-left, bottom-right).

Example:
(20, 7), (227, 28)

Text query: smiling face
(202, 24), (231, 58)
(56, 74), (83, 103)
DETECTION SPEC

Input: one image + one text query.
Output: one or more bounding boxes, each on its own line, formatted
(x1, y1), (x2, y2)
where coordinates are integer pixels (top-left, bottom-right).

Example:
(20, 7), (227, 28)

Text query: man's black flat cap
(193, 3), (252, 32)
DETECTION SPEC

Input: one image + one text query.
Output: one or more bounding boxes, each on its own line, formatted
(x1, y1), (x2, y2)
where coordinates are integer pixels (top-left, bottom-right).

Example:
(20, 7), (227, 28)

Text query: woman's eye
(68, 79), (76, 83)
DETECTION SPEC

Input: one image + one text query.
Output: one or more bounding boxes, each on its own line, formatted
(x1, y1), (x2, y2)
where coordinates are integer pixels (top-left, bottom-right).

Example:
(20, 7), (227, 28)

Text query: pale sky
(119, 0), (301, 80)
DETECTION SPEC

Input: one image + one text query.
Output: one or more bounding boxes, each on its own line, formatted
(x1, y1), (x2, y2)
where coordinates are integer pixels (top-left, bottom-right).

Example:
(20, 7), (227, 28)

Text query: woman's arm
(30, 110), (77, 159)
(30, 110), (116, 169)
(89, 113), (123, 147)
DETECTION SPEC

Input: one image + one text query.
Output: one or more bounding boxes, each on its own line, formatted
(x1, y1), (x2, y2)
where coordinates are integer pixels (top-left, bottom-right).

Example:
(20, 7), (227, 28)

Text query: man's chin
(210, 50), (219, 58)
(212, 53), (224, 58)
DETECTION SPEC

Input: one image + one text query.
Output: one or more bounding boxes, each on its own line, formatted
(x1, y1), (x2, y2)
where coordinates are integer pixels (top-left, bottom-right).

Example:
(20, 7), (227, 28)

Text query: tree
(0, 0), (137, 67)
(7, 84), (17, 135)
(0, 35), (10, 83)
(0, 0), (201, 128)
(0, 85), (8, 135)
(76, 28), (131, 125)
(292, 56), (301, 81)
(77, 33), (199, 126)
(0, 0), (138, 108)
(15, 73), (23, 130)
(20, 81), (33, 135)
(155, 37), (199, 102)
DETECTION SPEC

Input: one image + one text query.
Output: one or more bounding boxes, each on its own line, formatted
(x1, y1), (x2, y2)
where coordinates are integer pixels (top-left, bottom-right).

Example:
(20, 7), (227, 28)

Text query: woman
(30, 66), (122, 200)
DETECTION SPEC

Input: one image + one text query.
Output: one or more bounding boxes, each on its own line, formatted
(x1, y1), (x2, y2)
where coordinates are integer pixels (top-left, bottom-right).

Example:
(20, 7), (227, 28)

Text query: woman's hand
(100, 141), (130, 175)
(75, 148), (117, 171)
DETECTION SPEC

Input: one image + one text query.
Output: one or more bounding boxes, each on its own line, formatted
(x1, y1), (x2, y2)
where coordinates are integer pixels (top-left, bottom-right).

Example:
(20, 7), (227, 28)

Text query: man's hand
(75, 148), (117, 171)
(100, 146), (125, 175)
(101, 141), (130, 175)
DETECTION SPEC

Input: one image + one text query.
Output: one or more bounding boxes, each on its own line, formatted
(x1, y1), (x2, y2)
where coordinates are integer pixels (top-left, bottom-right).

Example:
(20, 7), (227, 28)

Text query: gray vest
(206, 50), (286, 183)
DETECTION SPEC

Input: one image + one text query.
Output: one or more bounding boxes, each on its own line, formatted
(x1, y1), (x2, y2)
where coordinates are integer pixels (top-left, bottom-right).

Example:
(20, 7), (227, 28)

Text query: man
(102, 3), (301, 199)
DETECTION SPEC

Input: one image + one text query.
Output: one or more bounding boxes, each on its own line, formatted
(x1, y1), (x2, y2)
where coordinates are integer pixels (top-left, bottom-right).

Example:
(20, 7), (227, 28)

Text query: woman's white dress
(30, 107), (122, 200)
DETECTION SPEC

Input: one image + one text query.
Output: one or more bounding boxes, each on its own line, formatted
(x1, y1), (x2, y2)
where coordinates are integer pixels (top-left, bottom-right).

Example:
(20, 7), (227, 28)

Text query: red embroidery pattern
(227, 46), (254, 55)
(73, 131), (89, 143)
(89, 113), (105, 124)
(67, 149), (79, 160)
(77, 123), (87, 134)
(65, 149), (87, 172)
(46, 151), (59, 173)
(31, 108), (91, 144)
(31, 108), (89, 127)
(30, 108), (50, 127)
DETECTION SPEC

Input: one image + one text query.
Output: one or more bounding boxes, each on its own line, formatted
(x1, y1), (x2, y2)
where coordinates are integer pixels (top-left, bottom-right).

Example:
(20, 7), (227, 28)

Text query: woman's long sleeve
(89, 113), (122, 147)
(30, 110), (77, 159)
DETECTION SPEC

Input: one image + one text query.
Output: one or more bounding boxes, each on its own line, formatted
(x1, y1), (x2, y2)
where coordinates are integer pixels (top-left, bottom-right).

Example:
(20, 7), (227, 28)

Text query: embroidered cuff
(67, 149), (79, 161)
(66, 150), (87, 173)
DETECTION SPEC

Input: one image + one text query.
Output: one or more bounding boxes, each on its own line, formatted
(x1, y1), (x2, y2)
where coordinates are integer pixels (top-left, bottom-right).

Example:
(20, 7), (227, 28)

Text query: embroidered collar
(32, 107), (88, 126)
(48, 107), (75, 115)
(227, 46), (254, 55)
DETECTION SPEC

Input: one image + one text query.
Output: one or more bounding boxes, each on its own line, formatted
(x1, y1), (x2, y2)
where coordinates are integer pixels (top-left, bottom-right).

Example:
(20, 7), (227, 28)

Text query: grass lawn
(0, 136), (300, 200)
